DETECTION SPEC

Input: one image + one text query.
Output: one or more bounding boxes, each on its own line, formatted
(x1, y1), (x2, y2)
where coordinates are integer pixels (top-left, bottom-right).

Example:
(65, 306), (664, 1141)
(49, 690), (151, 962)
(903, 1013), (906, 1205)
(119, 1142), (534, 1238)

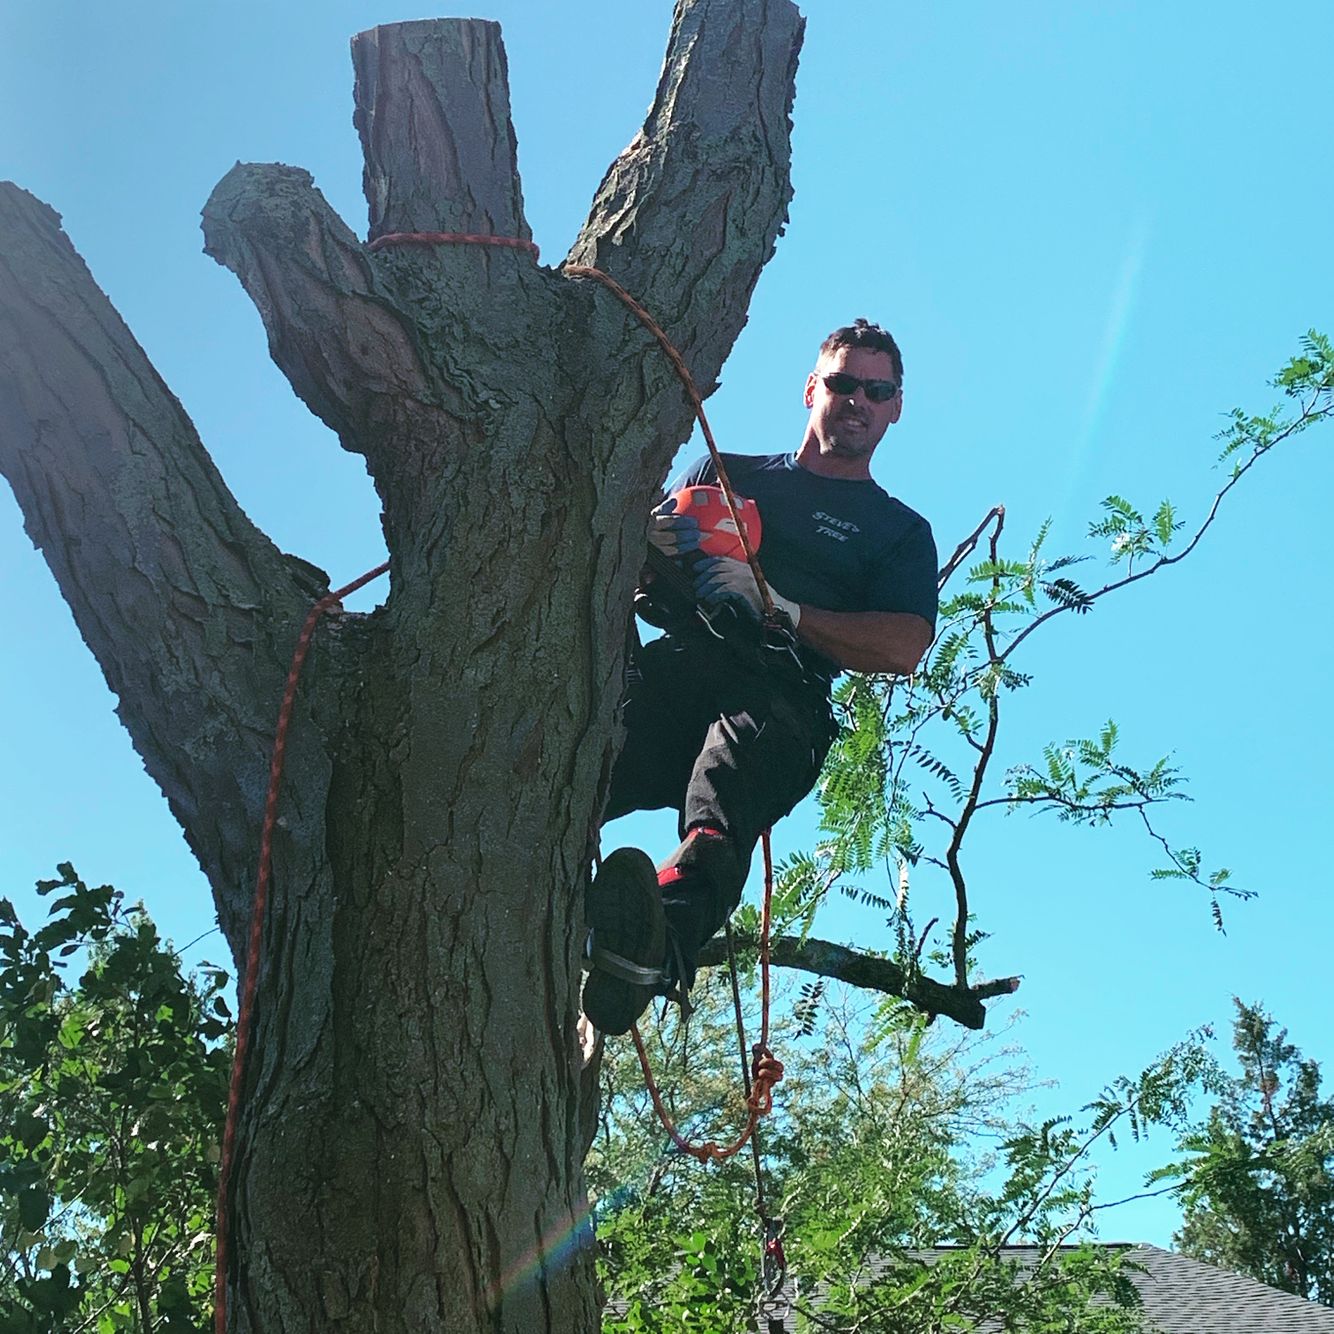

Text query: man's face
(803, 346), (902, 463)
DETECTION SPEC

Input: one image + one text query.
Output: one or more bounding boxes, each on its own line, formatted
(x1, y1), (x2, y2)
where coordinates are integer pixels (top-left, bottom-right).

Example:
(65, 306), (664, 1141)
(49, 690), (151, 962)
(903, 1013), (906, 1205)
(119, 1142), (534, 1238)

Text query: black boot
(581, 848), (668, 1035)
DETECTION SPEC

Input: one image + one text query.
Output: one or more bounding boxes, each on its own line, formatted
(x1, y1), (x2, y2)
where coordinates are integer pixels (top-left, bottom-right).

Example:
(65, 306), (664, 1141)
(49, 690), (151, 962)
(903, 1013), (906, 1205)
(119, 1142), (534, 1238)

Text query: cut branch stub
(352, 19), (532, 248)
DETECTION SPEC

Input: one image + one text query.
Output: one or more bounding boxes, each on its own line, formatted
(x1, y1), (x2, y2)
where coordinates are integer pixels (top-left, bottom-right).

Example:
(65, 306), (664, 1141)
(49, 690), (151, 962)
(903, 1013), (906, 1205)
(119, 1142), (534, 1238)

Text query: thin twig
(1089, 1182), (1184, 1212)
(946, 508), (1006, 988)
(970, 793), (1157, 815)
(1138, 807), (1255, 902)
(938, 504), (1006, 591)
(1000, 392), (1331, 665)
(998, 1093), (1147, 1249)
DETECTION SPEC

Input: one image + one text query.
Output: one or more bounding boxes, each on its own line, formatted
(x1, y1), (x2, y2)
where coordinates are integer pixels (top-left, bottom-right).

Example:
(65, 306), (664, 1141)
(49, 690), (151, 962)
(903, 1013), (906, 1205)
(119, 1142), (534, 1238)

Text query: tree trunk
(0, 4), (803, 1329)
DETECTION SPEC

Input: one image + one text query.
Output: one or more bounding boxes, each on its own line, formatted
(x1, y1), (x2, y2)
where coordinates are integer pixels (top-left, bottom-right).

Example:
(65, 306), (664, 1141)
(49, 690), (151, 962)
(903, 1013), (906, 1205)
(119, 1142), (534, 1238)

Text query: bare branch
(938, 504), (1005, 591)
(1089, 1182), (1183, 1213)
(696, 933), (1021, 1030)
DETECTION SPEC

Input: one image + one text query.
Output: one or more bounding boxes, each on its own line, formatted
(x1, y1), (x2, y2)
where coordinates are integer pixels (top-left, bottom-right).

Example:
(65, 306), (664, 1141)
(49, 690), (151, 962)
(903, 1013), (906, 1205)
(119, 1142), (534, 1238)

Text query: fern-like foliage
(792, 978), (827, 1038)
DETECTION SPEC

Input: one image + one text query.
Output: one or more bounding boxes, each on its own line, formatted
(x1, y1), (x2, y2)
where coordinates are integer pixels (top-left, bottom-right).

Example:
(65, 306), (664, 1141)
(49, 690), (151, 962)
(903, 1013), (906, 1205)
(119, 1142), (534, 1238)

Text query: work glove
(647, 493), (704, 559)
(693, 556), (802, 629)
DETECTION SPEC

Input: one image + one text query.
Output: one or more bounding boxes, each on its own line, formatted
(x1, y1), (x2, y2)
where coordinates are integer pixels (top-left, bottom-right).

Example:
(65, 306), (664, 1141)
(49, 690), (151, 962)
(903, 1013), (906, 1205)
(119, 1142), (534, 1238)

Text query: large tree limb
(201, 163), (439, 465)
(696, 933), (1022, 1030)
(566, 0), (804, 430)
(0, 183), (327, 946)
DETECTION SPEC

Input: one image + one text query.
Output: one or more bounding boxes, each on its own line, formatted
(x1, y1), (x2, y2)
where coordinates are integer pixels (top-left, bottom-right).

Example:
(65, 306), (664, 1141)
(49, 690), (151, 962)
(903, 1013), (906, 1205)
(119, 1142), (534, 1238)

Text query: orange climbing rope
(561, 265), (789, 1160)
(628, 829), (783, 1163)
(563, 265), (776, 620)
(215, 231), (787, 1328)
(214, 560), (388, 1333)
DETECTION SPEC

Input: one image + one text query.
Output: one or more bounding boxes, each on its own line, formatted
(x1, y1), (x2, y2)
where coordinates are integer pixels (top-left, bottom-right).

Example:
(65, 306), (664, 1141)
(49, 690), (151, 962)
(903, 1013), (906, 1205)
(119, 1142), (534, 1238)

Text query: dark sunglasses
(821, 371), (900, 403)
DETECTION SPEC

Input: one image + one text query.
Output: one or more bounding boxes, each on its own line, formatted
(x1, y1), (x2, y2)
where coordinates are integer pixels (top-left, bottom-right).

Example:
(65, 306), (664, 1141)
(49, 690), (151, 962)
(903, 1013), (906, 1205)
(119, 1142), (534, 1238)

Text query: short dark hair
(819, 318), (903, 388)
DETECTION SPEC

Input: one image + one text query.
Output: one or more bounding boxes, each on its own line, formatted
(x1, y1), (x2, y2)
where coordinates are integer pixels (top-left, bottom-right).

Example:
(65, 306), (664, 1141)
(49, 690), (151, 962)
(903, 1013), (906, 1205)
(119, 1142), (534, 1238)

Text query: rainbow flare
(483, 1195), (601, 1311)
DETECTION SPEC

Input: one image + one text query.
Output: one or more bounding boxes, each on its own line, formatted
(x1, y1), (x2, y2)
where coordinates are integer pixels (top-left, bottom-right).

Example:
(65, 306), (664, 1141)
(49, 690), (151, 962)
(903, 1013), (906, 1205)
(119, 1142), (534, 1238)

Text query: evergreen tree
(1166, 1000), (1334, 1305)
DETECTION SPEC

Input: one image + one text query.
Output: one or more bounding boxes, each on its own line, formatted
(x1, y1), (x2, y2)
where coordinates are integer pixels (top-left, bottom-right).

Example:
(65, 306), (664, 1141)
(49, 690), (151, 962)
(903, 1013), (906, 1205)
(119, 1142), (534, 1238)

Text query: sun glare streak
(1054, 214), (1152, 526)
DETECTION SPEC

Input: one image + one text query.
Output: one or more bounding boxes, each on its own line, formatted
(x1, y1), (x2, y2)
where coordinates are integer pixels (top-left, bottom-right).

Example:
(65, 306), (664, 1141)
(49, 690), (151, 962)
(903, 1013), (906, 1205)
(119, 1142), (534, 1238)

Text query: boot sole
(582, 848), (665, 1035)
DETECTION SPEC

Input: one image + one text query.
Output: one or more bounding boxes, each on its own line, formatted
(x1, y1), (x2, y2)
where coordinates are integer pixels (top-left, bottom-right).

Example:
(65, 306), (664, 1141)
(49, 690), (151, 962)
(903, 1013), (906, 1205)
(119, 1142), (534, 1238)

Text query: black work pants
(604, 632), (838, 969)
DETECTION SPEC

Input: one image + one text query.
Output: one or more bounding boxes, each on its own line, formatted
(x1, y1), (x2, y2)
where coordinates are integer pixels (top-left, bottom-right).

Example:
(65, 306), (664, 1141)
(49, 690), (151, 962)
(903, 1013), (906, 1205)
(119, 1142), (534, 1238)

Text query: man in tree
(582, 318), (939, 1034)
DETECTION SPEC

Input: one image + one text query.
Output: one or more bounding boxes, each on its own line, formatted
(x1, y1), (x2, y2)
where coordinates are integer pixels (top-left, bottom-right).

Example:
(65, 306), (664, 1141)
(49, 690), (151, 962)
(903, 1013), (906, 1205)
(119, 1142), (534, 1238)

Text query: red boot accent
(686, 824), (726, 842)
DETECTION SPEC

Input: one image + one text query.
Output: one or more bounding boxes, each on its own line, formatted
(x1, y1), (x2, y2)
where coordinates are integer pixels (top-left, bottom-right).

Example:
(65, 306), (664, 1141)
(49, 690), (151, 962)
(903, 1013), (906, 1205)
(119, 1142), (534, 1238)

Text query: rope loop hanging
(625, 827), (781, 1165)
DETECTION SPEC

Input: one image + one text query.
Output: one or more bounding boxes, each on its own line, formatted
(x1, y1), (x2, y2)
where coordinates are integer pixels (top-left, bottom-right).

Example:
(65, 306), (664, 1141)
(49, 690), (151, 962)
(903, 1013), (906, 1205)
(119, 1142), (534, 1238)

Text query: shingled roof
(889, 1245), (1334, 1333)
(1120, 1245), (1334, 1332)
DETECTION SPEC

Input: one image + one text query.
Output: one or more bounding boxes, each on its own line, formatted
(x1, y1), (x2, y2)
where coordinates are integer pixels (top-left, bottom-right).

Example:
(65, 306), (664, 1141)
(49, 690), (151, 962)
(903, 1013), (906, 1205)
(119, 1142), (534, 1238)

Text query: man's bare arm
(793, 606), (933, 675)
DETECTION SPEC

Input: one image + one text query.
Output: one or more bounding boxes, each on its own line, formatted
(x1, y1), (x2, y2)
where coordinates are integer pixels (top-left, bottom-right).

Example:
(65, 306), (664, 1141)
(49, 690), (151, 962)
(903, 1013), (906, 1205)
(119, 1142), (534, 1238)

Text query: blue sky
(2, 1), (1331, 1246)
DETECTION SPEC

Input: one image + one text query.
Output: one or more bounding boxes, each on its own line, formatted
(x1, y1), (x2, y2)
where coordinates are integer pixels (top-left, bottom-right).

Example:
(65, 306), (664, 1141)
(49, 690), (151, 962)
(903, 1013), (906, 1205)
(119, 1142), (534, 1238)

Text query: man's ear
(887, 391), (903, 425)
(803, 371), (817, 408)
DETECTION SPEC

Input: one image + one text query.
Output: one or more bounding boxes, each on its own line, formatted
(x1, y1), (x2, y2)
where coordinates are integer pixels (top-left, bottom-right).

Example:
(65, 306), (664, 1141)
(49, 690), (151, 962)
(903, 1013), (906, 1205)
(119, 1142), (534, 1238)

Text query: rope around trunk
(213, 560), (388, 1332)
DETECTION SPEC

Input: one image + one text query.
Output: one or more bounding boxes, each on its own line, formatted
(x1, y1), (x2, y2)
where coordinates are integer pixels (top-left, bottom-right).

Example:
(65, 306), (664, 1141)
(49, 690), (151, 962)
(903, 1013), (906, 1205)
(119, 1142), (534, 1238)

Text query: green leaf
(19, 1184), (51, 1230)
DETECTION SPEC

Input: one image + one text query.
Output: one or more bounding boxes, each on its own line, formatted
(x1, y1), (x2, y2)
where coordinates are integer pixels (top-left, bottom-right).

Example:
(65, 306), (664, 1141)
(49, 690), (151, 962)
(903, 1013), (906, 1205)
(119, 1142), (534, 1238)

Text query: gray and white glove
(646, 492), (705, 560)
(693, 556), (801, 628)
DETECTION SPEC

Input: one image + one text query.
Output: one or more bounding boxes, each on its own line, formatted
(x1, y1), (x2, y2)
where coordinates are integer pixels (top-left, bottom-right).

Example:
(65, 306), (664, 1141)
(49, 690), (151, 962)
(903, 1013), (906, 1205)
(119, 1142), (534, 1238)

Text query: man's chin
(826, 436), (873, 458)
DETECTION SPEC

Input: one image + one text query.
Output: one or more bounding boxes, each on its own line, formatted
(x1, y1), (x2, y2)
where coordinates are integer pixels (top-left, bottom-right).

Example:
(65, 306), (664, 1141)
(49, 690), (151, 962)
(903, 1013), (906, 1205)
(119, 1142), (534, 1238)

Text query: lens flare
(482, 1196), (600, 1313)
(1055, 213), (1152, 524)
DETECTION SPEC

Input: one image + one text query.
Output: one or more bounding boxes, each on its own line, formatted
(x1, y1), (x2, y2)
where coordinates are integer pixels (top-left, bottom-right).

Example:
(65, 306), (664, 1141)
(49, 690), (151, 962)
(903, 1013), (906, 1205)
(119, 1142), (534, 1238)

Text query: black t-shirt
(669, 452), (938, 677)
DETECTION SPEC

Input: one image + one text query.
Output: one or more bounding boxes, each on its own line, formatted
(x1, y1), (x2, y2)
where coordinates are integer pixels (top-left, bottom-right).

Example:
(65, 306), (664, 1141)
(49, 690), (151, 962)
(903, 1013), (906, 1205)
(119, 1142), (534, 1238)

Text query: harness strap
(585, 939), (670, 988)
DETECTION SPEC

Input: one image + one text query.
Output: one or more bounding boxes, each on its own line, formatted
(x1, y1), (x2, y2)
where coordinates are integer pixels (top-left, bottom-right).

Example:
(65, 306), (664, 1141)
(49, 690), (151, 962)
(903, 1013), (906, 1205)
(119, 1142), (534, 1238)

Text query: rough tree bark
(0, 5), (806, 1329)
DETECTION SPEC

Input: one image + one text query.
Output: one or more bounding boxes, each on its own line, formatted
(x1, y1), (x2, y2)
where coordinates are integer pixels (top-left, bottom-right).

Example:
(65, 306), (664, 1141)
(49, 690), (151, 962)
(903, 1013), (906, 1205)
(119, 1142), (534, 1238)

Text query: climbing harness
(215, 231), (792, 1331)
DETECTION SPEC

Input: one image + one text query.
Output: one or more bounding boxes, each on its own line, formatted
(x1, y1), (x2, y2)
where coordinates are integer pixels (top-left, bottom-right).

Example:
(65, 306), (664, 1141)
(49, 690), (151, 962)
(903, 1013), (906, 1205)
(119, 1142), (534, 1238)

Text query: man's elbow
(876, 616), (933, 675)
